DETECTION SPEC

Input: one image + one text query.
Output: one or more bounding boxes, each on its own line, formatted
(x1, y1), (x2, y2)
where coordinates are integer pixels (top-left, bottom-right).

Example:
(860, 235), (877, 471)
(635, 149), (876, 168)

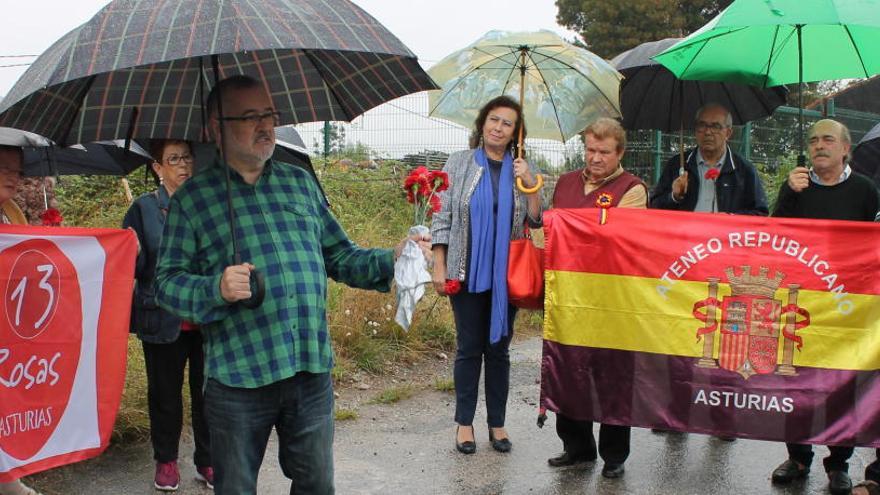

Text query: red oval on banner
(0, 239), (82, 461)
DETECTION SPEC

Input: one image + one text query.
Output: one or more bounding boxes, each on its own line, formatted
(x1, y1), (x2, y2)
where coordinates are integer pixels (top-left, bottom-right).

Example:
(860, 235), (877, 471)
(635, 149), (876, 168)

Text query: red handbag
(507, 228), (544, 309)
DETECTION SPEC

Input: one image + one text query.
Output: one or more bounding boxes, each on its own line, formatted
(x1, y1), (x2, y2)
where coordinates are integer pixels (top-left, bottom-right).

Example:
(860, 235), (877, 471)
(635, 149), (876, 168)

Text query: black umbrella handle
(240, 269), (265, 309)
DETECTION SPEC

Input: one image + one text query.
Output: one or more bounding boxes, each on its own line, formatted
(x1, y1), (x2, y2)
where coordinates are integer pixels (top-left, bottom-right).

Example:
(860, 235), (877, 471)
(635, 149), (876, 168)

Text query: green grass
(433, 378), (455, 392)
(370, 384), (416, 404)
(335, 408), (358, 421)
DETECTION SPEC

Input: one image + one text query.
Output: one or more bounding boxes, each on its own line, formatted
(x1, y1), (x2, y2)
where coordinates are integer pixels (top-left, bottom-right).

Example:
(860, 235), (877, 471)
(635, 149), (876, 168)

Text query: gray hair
(695, 103), (733, 128)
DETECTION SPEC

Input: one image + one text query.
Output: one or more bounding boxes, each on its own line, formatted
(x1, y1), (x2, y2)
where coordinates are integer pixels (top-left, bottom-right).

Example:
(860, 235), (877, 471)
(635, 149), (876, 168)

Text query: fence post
(653, 129), (662, 184)
(741, 122), (752, 161)
(323, 121), (330, 157)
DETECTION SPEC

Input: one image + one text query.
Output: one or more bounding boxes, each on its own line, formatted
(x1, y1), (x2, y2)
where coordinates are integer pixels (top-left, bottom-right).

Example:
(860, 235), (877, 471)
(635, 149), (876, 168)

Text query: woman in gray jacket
(430, 95), (543, 455)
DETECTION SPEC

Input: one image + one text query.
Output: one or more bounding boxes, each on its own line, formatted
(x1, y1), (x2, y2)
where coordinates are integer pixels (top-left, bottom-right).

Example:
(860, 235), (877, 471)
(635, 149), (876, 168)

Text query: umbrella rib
(719, 83), (743, 124)
(57, 75), (96, 146)
(429, 46), (520, 115)
(302, 50), (350, 121)
(524, 50), (566, 142)
(762, 26), (781, 88)
(471, 46), (519, 68)
(429, 59), (510, 115)
(529, 49), (620, 116)
(628, 68), (664, 131)
(498, 51), (523, 99)
(843, 25), (870, 78)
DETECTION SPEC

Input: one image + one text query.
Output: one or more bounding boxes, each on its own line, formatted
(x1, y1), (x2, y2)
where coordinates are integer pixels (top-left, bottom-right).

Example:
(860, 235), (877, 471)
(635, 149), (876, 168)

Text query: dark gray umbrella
(0, 0), (437, 144)
(611, 38), (788, 132)
(2, 127), (152, 176)
(852, 122), (880, 187)
(191, 126), (329, 206)
(22, 140), (153, 177)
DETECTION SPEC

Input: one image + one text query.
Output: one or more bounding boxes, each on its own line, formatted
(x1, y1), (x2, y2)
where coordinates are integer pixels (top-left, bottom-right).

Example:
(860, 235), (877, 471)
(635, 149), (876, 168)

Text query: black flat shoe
(602, 463), (625, 479)
(488, 428), (512, 453)
(771, 459), (809, 484)
(455, 425), (476, 455)
(547, 451), (596, 467)
(828, 470), (852, 495)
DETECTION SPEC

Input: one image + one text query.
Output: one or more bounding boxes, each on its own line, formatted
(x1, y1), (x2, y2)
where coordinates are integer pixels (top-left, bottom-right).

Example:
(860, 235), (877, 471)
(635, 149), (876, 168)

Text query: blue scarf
(468, 147), (514, 344)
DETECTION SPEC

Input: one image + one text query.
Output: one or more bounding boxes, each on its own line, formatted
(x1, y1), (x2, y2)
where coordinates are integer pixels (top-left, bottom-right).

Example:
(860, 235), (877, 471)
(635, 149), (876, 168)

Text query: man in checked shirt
(155, 75), (430, 495)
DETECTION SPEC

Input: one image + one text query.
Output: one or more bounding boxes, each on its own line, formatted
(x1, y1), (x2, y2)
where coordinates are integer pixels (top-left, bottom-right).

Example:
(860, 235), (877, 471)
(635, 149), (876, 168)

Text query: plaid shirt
(155, 157), (394, 388)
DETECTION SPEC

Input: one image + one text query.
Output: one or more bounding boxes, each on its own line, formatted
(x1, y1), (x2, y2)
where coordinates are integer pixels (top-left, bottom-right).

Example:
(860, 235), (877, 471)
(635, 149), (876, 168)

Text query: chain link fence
(294, 93), (879, 189)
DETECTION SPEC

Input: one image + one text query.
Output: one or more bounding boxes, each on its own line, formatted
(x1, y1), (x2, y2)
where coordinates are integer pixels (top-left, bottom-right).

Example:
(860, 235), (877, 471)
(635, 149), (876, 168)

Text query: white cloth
(394, 225), (432, 331)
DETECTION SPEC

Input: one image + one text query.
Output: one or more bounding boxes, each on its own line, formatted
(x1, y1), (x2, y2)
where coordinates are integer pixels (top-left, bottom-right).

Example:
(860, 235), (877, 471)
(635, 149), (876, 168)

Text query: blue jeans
(204, 372), (335, 495)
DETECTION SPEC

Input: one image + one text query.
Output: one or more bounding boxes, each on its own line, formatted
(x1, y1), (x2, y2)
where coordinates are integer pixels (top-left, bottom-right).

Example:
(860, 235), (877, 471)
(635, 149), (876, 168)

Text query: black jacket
(122, 186), (184, 343)
(650, 146), (769, 216)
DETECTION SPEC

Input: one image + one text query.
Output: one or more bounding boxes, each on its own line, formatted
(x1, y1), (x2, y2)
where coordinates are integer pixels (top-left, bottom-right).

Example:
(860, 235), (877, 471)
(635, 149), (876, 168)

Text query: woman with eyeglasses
(122, 140), (213, 492)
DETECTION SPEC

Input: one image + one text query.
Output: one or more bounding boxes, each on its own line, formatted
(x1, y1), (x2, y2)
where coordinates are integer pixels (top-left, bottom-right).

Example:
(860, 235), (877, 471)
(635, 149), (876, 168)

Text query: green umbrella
(428, 30), (622, 145)
(654, 0), (880, 164)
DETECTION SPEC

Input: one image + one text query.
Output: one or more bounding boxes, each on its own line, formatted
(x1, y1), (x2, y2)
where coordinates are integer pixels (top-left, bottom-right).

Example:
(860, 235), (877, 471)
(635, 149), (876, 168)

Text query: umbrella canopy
(2, 127), (152, 176)
(611, 38), (788, 132)
(0, 127), (51, 147)
(22, 140), (153, 177)
(653, 0), (880, 88)
(653, 0), (880, 161)
(852, 121), (880, 186)
(428, 30), (621, 142)
(0, 0), (437, 144)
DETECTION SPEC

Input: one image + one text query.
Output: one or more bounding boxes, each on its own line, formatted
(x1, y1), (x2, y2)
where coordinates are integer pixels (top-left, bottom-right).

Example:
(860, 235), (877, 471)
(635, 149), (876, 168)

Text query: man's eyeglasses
(220, 110), (281, 127)
(695, 121), (728, 133)
(164, 154), (194, 166)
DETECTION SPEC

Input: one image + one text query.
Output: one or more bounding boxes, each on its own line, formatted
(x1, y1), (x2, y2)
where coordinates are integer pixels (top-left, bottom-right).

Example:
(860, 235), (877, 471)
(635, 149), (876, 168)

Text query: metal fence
(294, 93), (880, 187)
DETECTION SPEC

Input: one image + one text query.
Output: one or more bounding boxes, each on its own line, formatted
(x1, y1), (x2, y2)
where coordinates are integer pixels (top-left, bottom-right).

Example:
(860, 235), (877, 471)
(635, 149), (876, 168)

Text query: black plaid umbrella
(0, 0), (437, 144)
(611, 38), (788, 132)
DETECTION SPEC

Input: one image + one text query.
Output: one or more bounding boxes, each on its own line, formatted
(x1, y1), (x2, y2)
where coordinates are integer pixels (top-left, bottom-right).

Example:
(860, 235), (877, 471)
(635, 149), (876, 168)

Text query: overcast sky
(0, 0), (578, 96)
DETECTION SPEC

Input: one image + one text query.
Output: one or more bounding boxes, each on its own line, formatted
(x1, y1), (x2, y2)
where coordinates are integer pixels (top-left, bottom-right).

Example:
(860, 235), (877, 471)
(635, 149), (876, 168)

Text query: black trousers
(786, 443), (854, 473)
(556, 413), (631, 465)
(450, 290), (515, 428)
(865, 449), (880, 483)
(142, 331), (211, 467)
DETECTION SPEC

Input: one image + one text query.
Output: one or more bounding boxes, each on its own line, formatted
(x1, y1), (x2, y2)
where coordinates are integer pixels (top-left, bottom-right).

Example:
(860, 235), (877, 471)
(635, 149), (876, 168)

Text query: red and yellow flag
(541, 208), (880, 446)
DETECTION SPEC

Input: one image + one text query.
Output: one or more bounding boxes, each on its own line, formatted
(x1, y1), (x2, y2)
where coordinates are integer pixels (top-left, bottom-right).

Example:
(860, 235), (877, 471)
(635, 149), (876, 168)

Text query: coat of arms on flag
(692, 266), (810, 379)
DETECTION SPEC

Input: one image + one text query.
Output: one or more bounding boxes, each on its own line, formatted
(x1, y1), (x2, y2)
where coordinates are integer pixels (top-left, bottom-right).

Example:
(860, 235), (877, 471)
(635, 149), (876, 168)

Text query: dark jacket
(650, 146), (769, 216)
(122, 186), (184, 343)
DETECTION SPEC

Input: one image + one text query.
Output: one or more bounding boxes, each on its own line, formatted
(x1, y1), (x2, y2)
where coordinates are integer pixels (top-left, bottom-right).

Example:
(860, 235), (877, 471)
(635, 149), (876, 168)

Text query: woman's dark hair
(468, 95), (527, 155)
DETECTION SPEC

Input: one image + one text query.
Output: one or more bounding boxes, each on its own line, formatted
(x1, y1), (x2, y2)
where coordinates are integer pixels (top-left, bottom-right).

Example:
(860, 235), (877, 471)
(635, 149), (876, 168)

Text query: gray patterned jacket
(430, 149), (543, 282)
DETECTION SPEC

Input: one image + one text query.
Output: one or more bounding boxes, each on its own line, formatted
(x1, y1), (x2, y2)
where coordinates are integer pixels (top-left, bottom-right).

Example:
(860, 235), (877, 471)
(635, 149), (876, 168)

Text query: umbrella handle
(516, 174), (543, 194)
(240, 269), (266, 309)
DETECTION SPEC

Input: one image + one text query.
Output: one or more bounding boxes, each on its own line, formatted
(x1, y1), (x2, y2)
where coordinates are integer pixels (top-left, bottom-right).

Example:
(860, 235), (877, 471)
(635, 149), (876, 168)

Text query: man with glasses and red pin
(648, 103), (768, 443)
(650, 103), (768, 216)
(154, 75), (430, 495)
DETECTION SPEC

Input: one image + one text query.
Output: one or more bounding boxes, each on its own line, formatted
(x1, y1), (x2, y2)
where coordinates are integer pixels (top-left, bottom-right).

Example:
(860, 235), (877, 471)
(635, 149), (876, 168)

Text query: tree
(556, 0), (733, 59)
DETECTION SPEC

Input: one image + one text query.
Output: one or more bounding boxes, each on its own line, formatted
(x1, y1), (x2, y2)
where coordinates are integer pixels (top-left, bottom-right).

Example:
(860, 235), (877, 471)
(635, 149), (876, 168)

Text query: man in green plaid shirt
(155, 75), (429, 495)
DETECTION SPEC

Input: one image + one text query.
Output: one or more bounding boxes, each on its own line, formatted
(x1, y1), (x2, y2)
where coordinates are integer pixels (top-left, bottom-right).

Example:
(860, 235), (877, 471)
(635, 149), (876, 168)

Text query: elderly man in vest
(547, 117), (646, 479)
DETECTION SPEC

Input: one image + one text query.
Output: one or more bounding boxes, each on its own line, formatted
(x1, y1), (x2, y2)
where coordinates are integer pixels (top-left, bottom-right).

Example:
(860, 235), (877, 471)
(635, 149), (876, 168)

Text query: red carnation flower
(704, 168), (721, 180)
(429, 170), (449, 193)
(429, 194), (441, 214)
(403, 166), (432, 203)
(444, 279), (461, 295)
(40, 208), (63, 226)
